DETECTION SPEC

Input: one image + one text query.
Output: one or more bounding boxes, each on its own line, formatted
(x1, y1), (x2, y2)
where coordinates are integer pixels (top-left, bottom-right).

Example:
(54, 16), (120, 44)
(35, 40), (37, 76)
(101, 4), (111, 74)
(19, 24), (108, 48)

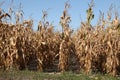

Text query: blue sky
(0, 0), (120, 31)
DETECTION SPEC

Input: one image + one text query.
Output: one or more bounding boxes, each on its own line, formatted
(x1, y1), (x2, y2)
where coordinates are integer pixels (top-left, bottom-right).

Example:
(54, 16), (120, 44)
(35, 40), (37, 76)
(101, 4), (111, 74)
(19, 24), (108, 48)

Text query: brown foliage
(0, 1), (120, 77)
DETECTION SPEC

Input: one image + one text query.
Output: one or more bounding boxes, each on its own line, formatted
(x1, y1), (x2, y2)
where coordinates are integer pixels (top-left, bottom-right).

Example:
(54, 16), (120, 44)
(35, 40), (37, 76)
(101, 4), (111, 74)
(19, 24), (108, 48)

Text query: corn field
(0, 1), (120, 77)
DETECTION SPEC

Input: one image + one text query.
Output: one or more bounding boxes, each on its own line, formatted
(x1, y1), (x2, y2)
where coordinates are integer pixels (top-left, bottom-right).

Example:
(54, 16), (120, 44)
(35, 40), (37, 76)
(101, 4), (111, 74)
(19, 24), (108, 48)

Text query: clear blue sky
(1, 0), (120, 31)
